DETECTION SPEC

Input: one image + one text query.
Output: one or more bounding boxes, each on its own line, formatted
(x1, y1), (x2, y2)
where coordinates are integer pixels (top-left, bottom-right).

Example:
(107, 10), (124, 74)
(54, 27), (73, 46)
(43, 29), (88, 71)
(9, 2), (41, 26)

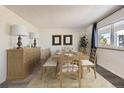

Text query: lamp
(29, 32), (40, 48)
(11, 25), (28, 49)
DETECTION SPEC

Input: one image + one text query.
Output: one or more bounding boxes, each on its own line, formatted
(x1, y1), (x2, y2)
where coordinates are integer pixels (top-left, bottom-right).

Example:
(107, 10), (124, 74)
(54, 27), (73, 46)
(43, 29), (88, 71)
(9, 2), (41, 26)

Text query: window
(97, 19), (124, 49)
(114, 20), (124, 47)
(98, 25), (111, 47)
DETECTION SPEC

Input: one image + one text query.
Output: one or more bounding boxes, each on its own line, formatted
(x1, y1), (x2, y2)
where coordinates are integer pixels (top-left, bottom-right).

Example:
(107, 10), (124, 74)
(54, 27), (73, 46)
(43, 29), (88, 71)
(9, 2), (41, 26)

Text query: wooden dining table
(52, 51), (76, 61)
(52, 50), (89, 61)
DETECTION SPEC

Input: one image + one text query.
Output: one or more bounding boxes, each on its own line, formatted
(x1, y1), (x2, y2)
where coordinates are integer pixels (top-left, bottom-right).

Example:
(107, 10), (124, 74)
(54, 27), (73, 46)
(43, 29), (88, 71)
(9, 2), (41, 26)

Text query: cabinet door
(23, 49), (33, 75)
(7, 50), (23, 80)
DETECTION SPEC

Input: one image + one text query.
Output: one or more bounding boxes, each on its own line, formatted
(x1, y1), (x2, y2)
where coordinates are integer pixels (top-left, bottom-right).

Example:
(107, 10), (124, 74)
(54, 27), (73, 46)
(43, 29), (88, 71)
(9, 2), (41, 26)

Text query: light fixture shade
(29, 32), (40, 39)
(11, 25), (28, 36)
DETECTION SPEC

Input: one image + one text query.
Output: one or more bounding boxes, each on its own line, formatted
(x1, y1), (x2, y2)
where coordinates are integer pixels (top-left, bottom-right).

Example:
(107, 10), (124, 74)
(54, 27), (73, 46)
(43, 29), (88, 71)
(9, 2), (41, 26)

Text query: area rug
(26, 68), (115, 88)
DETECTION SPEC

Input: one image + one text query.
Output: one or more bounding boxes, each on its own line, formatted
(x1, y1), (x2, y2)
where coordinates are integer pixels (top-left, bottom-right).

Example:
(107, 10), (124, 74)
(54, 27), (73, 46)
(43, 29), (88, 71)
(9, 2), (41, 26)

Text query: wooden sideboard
(7, 48), (41, 80)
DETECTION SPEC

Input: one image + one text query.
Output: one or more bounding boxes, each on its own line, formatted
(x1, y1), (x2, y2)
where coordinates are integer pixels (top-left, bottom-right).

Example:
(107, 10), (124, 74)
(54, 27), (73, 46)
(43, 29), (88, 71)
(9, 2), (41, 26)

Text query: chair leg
(44, 67), (48, 78)
(41, 67), (47, 87)
(78, 69), (81, 88)
(55, 65), (57, 76)
(87, 67), (90, 72)
(41, 67), (44, 79)
(93, 67), (96, 79)
(56, 62), (59, 73)
(41, 67), (46, 79)
(81, 66), (83, 78)
(60, 74), (62, 88)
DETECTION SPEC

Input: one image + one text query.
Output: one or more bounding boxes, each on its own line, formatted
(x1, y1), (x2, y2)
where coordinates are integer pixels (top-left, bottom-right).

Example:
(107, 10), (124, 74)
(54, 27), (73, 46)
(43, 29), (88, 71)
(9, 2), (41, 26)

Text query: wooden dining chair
(42, 57), (57, 79)
(59, 52), (81, 88)
(80, 48), (97, 78)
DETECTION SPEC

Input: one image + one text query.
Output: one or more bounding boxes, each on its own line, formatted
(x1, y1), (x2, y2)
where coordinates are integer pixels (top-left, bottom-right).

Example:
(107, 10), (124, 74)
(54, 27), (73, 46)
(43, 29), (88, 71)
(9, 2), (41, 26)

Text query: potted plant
(79, 34), (88, 54)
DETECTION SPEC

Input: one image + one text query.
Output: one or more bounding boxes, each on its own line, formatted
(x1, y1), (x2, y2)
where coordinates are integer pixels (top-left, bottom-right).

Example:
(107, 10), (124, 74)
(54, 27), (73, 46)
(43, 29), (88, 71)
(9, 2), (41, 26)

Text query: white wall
(39, 28), (84, 53)
(97, 48), (124, 78)
(0, 6), (38, 84)
(85, 8), (124, 79)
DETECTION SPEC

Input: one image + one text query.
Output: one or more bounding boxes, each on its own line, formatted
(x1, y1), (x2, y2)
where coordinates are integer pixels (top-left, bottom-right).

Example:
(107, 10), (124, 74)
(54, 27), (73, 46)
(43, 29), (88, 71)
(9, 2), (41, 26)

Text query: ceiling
(5, 5), (122, 29)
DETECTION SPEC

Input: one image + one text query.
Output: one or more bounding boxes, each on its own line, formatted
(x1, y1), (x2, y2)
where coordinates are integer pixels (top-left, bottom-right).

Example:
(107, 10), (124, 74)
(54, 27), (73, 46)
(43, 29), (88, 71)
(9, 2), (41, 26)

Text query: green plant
(79, 34), (88, 54)
(100, 36), (107, 45)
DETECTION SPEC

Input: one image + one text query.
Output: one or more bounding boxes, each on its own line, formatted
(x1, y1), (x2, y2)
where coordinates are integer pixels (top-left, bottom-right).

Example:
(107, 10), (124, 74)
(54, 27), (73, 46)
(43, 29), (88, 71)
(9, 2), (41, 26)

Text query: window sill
(97, 46), (124, 51)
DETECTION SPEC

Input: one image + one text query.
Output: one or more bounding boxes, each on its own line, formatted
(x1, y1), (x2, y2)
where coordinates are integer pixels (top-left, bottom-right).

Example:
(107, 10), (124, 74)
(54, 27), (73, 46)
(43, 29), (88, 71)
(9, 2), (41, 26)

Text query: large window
(97, 20), (124, 49)
(98, 25), (111, 47)
(114, 20), (124, 47)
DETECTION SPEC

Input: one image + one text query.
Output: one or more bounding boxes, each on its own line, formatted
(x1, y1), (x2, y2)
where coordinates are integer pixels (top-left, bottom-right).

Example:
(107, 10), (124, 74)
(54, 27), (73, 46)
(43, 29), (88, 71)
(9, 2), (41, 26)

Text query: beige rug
(26, 68), (115, 88)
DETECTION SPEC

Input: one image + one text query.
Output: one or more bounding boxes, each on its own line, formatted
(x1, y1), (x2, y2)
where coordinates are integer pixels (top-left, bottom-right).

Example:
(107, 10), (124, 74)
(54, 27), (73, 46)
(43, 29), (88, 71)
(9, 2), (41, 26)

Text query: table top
(52, 51), (89, 61)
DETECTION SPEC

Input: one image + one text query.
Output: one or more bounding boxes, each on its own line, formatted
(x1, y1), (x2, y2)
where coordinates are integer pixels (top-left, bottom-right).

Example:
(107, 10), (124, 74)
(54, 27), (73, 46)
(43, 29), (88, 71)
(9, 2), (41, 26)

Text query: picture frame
(52, 35), (61, 45)
(63, 35), (73, 45)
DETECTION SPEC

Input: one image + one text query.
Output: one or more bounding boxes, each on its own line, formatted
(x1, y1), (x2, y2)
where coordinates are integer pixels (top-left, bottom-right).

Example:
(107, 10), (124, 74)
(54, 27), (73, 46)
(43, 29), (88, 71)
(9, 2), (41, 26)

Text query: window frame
(97, 25), (112, 47)
(97, 19), (124, 51)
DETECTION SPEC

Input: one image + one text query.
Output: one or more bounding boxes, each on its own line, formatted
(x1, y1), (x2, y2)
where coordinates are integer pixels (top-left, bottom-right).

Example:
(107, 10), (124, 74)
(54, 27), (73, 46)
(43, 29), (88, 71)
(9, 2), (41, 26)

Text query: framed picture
(52, 35), (61, 45)
(63, 35), (73, 45)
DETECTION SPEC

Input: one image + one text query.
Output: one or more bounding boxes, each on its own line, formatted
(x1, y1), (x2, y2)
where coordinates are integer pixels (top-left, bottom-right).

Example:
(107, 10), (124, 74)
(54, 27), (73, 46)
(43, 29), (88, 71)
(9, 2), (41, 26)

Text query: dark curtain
(91, 23), (97, 64)
(91, 23), (97, 49)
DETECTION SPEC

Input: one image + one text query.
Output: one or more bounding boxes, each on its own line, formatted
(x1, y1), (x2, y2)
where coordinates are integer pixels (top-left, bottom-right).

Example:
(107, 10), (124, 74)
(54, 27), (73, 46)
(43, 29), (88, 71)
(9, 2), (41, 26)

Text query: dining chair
(59, 52), (81, 88)
(80, 48), (97, 78)
(42, 57), (57, 79)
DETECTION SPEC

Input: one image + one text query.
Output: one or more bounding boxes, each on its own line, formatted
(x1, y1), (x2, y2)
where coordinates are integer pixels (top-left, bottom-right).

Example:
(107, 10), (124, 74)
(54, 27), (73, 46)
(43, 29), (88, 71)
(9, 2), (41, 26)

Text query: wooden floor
(0, 65), (124, 88)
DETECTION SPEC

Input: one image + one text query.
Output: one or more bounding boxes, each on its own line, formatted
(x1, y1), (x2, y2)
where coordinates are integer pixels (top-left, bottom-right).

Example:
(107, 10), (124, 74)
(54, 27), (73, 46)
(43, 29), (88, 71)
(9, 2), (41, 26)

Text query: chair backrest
(59, 52), (81, 73)
(59, 52), (81, 87)
(89, 48), (97, 64)
(78, 52), (89, 60)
